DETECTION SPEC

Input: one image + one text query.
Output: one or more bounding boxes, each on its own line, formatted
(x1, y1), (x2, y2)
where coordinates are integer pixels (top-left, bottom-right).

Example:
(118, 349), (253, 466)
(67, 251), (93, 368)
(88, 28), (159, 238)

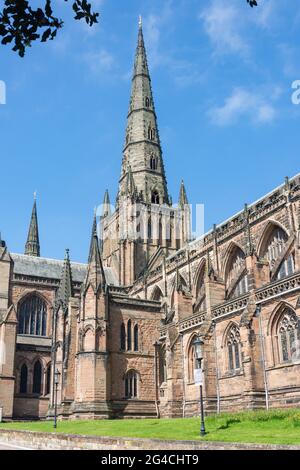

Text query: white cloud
(83, 49), (115, 76)
(143, 1), (173, 68)
(200, 0), (249, 58)
(208, 87), (277, 126)
(251, 0), (275, 29)
(142, 1), (203, 87)
(199, 0), (279, 59)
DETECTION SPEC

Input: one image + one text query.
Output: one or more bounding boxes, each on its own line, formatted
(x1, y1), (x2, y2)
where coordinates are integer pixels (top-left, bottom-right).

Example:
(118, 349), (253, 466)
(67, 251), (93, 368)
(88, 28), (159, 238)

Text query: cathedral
(1, 21), (300, 421)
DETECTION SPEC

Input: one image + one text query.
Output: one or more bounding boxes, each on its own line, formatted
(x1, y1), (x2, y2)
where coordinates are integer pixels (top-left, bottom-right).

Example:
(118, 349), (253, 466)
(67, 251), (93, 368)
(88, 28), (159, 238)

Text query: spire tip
(139, 15), (142, 29)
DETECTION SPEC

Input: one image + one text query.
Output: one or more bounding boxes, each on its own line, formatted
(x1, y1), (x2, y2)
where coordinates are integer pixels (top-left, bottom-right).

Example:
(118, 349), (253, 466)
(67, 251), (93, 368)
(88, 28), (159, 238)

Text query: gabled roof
(11, 253), (119, 286)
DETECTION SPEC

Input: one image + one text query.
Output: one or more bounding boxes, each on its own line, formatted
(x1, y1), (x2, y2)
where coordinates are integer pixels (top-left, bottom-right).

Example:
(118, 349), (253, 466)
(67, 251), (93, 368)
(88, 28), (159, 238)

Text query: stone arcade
(1, 21), (300, 420)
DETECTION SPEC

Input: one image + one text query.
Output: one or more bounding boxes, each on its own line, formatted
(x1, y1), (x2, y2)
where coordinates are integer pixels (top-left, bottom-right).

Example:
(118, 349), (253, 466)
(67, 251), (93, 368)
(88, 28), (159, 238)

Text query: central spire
(119, 19), (169, 206)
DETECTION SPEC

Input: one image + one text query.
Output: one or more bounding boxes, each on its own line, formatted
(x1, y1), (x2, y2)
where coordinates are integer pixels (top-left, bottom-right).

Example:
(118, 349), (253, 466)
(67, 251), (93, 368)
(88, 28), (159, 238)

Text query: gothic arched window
(134, 324), (139, 352)
(226, 324), (241, 372)
(127, 320), (132, 351)
(46, 364), (51, 395)
(151, 191), (160, 205)
(262, 226), (294, 280)
(125, 370), (138, 398)
(20, 364), (28, 394)
(194, 263), (206, 313)
(120, 323), (126, 351)
(278, 309), (300, 363)
(226, 247), (248, 299)
(150, 155), (158, 170)
(145, 97), (150, 108)
(277, 254), (295, 280)
(32, 360), (42, 395)
(148, 127), (155, 141)
(187, 337), (197, 382)
(18, 295), (47, 336)
(152, 286), (163, 302)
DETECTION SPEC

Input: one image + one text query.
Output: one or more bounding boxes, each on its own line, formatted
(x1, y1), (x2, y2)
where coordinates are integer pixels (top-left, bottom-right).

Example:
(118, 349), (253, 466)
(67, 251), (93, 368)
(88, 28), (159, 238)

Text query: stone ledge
(0, 429), (299, 450)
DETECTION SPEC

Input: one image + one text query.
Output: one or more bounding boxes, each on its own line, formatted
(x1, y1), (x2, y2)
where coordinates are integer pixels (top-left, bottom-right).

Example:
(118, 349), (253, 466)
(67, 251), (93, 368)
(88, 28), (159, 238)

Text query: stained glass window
(18, 295), (47, 336)
(227, 324), (241, 372)
(279, 309), (300, 362)
(226, 248), (248, 299)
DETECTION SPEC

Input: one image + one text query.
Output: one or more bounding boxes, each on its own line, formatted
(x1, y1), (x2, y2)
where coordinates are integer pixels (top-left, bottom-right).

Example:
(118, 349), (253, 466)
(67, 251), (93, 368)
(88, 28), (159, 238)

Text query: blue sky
(1, 0), (300, 263)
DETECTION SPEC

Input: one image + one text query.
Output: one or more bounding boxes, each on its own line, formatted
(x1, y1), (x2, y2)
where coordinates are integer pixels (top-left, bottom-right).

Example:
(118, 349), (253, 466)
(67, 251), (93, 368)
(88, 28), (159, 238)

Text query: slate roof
(11, 253), (119, 286)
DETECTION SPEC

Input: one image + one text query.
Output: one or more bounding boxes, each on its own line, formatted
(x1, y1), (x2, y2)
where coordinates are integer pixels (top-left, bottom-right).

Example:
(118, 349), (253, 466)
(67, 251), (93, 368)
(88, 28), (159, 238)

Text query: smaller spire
(88, 210), (98, 263)
(86, 212), (106, 291)
(139, 15), (142, 29)
(102, 190), (111, 219)
(56, 249), (73, 311)
(25, 194), (40, 257)
(179, 180), (189, 208)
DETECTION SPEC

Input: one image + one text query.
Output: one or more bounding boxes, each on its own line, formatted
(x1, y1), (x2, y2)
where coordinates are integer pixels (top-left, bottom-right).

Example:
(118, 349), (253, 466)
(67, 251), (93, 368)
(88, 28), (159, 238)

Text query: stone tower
(102, 19), (191, 286)
(74, 216), (110, 418)
(118, 17), (169, 206)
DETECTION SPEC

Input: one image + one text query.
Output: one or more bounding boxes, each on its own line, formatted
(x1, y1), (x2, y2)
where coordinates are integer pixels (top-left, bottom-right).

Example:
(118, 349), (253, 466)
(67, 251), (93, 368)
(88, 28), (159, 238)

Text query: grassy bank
(1, 409), (300, 444)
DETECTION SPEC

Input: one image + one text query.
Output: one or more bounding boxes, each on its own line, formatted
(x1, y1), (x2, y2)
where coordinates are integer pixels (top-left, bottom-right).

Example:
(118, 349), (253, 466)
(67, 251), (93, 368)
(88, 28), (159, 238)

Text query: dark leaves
(0, 0), (99, 57)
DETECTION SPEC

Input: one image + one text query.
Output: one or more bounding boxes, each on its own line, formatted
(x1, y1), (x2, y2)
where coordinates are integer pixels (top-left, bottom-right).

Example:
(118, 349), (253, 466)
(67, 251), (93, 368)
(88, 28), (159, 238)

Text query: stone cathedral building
(1, 21), (300, 420)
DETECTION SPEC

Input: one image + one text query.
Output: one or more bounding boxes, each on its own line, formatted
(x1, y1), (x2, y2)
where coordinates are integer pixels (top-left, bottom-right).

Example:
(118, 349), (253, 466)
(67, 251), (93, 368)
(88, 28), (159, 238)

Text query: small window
(227, 324), (241, 372)
(148, 127), (155, 141)
(150, 155), (158, 170)
(120, 323), (126, 351)
(127, 320), (132, 351)
(46, 365), (51, 395)
(188, 338), (196, 382)
(145, 97), (150, 108)
(33, 360), (42, 395)
(125, 370), (138, 398)
(134, 324), (138, 351)
(151, 191), (160, 205)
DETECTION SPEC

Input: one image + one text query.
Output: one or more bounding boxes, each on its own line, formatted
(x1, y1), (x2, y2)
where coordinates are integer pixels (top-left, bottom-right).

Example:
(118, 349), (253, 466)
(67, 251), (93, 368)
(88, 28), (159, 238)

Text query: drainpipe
(213, 320), (221, 414)
(255, 305), (269, 410)
(51, 304), (57, 410)
(180, 333), (186, 418)
(153, 341), (160, 419)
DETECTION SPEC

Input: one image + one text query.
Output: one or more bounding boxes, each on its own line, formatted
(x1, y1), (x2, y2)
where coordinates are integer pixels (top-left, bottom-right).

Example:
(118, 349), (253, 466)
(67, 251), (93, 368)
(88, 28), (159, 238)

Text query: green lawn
(1, 409), (300, 445)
